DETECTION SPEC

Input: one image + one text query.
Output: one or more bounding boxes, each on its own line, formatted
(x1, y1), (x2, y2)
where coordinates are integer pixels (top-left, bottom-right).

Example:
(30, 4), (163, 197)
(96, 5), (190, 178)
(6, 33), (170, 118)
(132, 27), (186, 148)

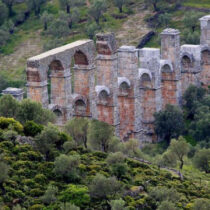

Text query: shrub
(54, 154), (80, 182)
(17, 99), (55, 125)
(41, 185), (58, 205)
(193, 149), (210, 173)
(59, 184), (90, 208)
(149, 186), (180, 203)
(157, 200), (178, 210)
(0, 117), (23, 134)
(106, 152), (125, 165)
(89, 173), (122, 200)
(0, 95), (19, 118)
(34, 174), (47, 185)
(29, 204), (45, 210)
(24, 121), (43, 137)
(193, 198), (210, 210)
(110, 198), (128, 210)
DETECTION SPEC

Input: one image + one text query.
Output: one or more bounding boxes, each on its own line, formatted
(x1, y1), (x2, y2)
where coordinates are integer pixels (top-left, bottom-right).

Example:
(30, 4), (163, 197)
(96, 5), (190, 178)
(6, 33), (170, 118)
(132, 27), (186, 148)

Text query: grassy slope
(0, 0), (209, 84)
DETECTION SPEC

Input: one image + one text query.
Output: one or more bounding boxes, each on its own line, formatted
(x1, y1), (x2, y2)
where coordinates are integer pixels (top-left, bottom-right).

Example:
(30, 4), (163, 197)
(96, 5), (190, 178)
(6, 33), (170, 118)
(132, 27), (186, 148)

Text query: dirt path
(115, 8), (151, 46)
(86, 0), (90, 7)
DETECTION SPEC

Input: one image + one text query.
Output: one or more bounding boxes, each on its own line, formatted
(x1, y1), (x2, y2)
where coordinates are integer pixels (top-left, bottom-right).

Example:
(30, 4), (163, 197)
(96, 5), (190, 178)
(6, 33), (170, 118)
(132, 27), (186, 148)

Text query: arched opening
(48, 60), (64, 104)
(74, 50), (89, 65)
(49, 60), (64, 71)
(181, 55), (192, 71)
(53, 109), (63, 125)
(140, 73), (152, 88)
(72, 50), (89, 96)
(120, 81), (130, 95)
(74, 99), (86, 115)
(53, 109), (62, 117)
(162, 64), (172, 73)
(201, 49), (210, 65)
(99, 90), (109, 104)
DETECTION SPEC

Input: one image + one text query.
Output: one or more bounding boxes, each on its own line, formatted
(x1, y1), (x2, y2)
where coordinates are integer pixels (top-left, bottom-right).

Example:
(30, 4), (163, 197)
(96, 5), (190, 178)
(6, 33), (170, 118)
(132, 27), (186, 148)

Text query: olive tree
(35, 123), (61, 161)
(88, 119), (114, 152)
(65, 118), (89, 148)
(41, 11), (53, 31)
(2, 0), (14, 17)
(89, 0), (107, 25)
(54, 154), (80, 182)
(17, 99), (55, 125)
(168, 137), (190, 170)
(89, 174), (122, 200)
(193, 149), (210, 173)
(0, 94), (19, 118)
(26, 0), (44, 16)
(113, 0), (127, 13)
(0, 1), (8, 25)
(154, 104), (184, 144)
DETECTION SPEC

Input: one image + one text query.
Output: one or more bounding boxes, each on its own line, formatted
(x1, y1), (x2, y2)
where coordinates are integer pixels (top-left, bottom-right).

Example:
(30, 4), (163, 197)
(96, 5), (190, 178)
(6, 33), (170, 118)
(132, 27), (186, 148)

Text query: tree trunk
(67, 5), (70, 14)
(180, 159), (184, 170)
(8, 5), (13, 17)
(153, 2), (158, 12)
(68, 20), (73, 29)
(0, 182), (5, 195)
(84, 137), (87, 149)
(44, 22), (47, 30)
(35, 7), (41, 16)
(95, 18), (100, 25)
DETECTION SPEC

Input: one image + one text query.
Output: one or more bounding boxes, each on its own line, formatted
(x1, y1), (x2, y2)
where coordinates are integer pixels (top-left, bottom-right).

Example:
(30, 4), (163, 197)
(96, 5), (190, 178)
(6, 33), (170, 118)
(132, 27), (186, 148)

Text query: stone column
(200, 15), (210, 89)
(73, 65), (95, 117)
(95, 33), (120, 136)
(117, 46), (139, 140)
(160, 28), (182, 106)
(26, 61), (49, 108)
(138, 48), (161, 142)
(200, 15), (210, 46)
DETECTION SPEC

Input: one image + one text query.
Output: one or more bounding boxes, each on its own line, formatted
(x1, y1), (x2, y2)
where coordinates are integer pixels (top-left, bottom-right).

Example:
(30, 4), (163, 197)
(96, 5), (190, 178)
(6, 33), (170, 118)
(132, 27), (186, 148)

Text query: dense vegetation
(0, 0), (209, 94)
(0, 86), (209, 209)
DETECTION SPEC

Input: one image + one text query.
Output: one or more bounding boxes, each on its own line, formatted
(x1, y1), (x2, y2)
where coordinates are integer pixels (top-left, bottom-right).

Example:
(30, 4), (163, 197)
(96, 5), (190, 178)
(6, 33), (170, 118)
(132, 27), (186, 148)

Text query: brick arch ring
(118, 77), (131, 88)
(138, 68), (152, 81)
(72, 94), (87, 106)
(95, 85), (110, 97)
(48, 104), (63, 114)
(180, 52), (194, 63)
(160, 60), (173, 73)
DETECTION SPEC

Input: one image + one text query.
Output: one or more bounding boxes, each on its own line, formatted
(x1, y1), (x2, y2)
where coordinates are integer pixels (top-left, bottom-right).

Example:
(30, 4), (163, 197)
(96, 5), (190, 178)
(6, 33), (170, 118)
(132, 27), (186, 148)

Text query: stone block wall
(26, 15), (210, 143)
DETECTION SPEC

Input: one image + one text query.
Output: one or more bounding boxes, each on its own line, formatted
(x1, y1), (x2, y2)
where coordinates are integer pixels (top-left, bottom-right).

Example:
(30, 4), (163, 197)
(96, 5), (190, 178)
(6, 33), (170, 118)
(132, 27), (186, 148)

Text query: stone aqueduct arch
(27, 15), (210, 142)
(27, 40), (95, 123)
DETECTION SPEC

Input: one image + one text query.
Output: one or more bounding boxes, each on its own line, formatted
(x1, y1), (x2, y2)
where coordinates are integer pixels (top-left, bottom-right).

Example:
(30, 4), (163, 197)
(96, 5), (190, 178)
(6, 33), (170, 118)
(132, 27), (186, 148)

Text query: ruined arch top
(118, 77), (131, 88)
(95, 86), (110, 97)
(27, 40), (95, 82)
(160, 60), (173, 73)
(138, 68), (152, 81)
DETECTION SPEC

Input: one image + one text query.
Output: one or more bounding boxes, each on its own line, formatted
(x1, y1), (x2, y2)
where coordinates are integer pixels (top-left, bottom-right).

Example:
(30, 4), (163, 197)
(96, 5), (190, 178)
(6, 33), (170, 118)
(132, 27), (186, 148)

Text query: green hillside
(0, 116), (209, 209)
(0, 0), (209, 93)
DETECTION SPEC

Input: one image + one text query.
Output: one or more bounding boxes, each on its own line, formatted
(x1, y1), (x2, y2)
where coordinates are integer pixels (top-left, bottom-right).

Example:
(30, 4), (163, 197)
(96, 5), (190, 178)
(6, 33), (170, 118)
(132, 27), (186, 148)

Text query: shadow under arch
(74, 50), (89, 66)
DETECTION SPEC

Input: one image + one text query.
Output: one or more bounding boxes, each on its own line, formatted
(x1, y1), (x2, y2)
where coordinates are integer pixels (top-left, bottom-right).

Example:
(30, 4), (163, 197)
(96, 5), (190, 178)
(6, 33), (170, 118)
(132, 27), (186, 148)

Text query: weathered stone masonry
(27, 15), (210, 143)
